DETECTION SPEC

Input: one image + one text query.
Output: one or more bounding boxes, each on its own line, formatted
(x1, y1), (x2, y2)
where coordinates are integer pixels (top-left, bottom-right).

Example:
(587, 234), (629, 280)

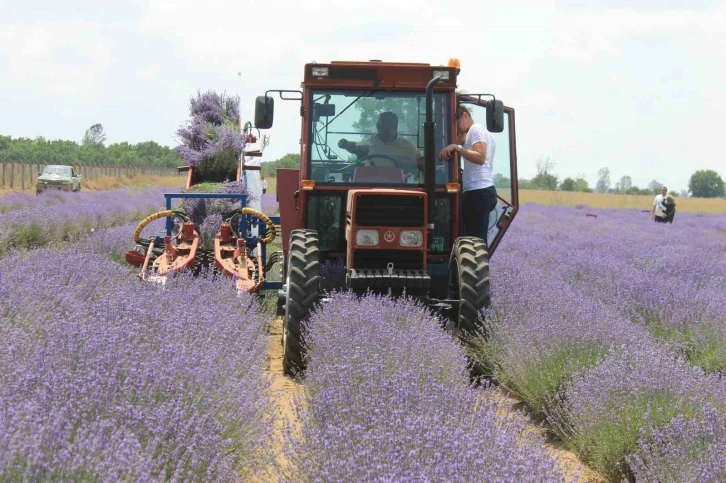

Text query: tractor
(253, 58), (520, 376)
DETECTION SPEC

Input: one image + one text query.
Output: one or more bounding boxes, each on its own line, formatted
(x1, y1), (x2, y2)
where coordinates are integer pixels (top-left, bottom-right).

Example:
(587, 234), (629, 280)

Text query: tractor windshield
(307, 89), (452, 186)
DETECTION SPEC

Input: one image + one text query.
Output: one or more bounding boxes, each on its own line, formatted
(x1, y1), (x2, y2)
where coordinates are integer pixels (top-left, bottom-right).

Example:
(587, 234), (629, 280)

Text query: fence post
(1, 162), (5, 188)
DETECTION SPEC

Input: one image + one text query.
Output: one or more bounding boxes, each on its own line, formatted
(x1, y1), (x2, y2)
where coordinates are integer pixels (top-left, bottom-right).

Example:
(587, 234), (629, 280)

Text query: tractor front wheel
(448, 236), (491, 338)
(282, 229), (320, 377)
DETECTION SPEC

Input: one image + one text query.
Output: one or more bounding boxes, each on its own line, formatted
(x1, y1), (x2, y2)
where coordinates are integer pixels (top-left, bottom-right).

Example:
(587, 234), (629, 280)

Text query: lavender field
(1, 187), (725, 481)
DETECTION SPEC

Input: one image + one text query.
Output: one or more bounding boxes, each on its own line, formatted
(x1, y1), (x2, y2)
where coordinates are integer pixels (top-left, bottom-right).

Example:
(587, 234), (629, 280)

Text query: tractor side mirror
(255, 95), (274, 129)
(486, 99), (504, 133)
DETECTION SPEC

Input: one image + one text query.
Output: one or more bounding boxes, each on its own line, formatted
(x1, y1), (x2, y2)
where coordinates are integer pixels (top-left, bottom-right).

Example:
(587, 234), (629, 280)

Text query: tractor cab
(253, 58), (519, 376)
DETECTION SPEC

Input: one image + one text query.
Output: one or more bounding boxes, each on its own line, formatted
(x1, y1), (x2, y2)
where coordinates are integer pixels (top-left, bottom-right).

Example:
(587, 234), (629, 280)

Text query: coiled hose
(133, 210), (190, 247)
(223, 207), (276, 244)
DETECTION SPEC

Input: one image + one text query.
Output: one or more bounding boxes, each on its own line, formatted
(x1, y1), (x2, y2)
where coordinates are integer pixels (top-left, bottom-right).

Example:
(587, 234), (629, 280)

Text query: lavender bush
(0, 249), (274, 480)
(283, 292), (571, 482)
(546, 343), (726, 478)
(480, 203), (726, 478)
(628, 403), (726, 482)
(0, 186), (175, 257)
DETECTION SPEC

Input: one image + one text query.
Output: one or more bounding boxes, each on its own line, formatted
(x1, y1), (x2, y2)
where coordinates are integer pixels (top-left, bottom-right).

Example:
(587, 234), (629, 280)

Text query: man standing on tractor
(439, 105), (498, 249)
(337, 111), (424, 179)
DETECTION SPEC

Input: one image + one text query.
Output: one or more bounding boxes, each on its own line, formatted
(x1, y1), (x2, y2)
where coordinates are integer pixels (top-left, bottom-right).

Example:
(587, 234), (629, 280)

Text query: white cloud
(0, 21), (112, 100)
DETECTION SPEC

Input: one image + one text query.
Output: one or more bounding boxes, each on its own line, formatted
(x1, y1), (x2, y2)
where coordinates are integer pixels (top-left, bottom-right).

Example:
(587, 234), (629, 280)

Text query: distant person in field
(262, 176), (268, 195)
(662, 194), (676, 223)
(651, 186), (668, 223)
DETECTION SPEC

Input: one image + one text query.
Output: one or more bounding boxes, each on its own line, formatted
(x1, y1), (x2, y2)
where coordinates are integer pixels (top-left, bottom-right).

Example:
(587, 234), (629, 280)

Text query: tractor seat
(352, 166), (405, 183)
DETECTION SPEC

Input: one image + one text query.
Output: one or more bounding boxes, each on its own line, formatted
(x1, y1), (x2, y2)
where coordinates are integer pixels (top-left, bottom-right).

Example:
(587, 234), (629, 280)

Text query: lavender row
(0, 186), (177, 257)
(0, 249), (274, 480)
(481, 203), (726, 479)
(284, 291), (572, 482)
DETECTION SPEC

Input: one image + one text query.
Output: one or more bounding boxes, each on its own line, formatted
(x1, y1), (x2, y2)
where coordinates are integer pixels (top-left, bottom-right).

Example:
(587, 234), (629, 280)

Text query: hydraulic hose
(133, 210), (190, 246)
(224, 207), (277, 244)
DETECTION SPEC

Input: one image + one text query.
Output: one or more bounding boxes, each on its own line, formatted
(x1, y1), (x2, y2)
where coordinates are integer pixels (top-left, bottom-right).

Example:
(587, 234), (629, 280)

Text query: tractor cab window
(308, 90), (452, 186)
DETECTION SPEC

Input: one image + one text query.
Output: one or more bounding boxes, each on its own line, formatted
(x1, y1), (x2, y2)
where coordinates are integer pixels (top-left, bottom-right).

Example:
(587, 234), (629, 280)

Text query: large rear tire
(282, 229), (320, 377)
(448, 236), (491, 338)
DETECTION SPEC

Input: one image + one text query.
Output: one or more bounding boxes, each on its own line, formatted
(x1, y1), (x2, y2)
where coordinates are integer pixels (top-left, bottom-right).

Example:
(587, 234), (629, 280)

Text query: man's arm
(338, 138), (370, 157)
(459, 142), (486, 166)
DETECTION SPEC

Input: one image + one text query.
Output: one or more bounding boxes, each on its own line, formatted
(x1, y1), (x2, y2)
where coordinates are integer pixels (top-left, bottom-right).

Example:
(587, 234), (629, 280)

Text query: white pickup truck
(36, 165), (82, 194)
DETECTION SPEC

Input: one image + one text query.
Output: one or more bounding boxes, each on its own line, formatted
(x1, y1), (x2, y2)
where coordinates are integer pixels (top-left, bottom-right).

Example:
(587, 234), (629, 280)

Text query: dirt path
(254, 316), (306, 483)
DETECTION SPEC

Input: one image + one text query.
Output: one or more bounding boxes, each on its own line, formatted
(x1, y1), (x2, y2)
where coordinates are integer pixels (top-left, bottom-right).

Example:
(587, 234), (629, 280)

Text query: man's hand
(438, 144), (459, 161)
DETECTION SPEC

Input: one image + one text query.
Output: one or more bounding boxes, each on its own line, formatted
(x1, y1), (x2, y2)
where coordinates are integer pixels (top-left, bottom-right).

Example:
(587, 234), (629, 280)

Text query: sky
(1, 0), (724, 193)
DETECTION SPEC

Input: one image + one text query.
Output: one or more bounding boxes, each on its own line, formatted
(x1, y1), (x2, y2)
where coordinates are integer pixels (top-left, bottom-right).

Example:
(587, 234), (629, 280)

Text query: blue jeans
(462, 186), (498, 249)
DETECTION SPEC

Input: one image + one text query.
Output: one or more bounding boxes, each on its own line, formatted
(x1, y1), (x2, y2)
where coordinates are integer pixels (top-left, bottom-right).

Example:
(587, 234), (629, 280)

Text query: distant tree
(573, 175), (591, 192)
(261, 153), (301, 178)
(560, 177), (576, 191)
(531, 155), (558, 190)
(647, 179), (663, 194)
(688, 170), (725, 198)
(82, 123), (107, 147)
(493, 172), (511, 188)
(615, 175), (633, 193)
(595, 167), (611, 193)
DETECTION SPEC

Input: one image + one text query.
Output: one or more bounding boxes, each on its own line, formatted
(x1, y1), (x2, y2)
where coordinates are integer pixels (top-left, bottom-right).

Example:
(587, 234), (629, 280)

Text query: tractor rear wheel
(448, 236), (491, 338)
(282, 229), (320, 377)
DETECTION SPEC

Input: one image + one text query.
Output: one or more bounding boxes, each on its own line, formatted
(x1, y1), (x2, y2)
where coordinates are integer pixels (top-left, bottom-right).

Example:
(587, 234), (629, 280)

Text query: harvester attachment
(214, 207), (276, 294)
(125, 210), (199, 285)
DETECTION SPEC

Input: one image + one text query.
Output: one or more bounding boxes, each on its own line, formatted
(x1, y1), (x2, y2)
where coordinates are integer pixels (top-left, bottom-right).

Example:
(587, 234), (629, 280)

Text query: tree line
(261, 152), (725, 199)
(0, 124), (182, 168)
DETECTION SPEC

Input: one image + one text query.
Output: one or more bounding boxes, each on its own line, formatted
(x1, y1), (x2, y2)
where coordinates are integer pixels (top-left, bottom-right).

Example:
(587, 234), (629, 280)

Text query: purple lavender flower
(0, 248), (275, 480)
(282, 292), (570, 482)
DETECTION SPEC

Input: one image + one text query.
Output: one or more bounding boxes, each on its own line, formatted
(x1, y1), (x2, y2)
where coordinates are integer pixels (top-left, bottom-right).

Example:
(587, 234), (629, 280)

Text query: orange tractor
(253, 58), (520, 376)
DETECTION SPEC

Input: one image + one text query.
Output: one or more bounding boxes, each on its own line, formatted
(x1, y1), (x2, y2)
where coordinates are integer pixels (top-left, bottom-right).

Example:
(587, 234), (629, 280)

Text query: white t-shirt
(653, 194), (666, 216)
(262, 179), (268, 189)
(461, 123), (495, 192)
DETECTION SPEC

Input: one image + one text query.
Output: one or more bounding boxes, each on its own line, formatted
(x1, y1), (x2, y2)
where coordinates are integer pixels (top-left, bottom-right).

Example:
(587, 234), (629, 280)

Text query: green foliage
(493, 173), (510, 188)
(0, 135), (182, 168)
(559, 177), (576, 191)
(689, 169), (725, 198)
(568, 393), (699, 479)
(261, 153), (301, 178)
(353, 97), (421, 140)
(82, 124), (107, 147)
(531, 173), (559, 191)
(595, 167), (611, 193)
(495, 342), (609, 415)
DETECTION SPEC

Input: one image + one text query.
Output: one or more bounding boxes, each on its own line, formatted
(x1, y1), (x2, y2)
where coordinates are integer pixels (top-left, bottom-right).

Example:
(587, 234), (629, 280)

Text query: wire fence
(0, 161), (182, 190)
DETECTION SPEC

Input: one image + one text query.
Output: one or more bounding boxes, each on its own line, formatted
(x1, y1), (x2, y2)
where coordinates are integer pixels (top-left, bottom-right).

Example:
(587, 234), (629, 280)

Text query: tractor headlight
(399, 230), (423, 247)
(355, 229), (379, 246)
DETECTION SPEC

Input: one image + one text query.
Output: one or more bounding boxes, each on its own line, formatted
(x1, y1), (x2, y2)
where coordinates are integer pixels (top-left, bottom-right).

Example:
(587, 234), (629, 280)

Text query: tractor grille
(353, 249), (424, 270)
(354, 194), (425, 227)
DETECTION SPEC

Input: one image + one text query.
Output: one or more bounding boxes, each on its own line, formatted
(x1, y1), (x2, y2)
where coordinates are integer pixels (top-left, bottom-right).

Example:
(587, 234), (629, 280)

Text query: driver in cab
(337, 111), (423, 180)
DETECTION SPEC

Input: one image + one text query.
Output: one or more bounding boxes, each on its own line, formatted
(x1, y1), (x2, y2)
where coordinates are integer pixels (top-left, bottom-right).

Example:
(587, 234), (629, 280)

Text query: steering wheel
(355, 153), (404, 169)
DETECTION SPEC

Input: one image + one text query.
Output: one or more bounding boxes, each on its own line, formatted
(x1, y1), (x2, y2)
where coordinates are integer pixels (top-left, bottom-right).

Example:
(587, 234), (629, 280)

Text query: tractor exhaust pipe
(424, 75), (442, 242)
